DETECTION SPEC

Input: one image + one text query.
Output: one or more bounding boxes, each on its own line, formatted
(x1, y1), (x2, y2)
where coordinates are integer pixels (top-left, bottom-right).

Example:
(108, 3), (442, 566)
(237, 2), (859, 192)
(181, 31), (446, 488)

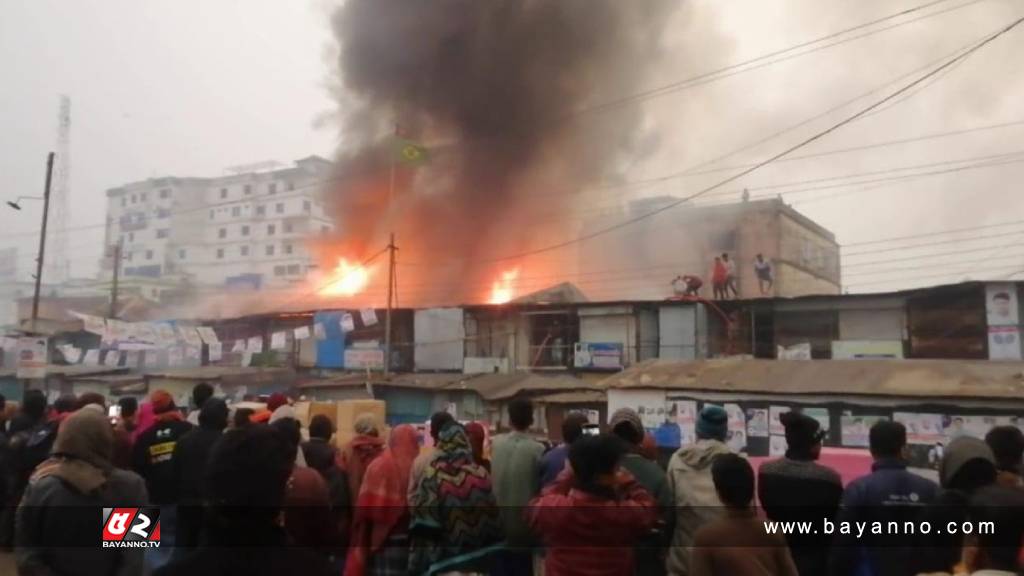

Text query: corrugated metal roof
(0, 365), (129, 378)
(600, 359), (1024, 400)
(299, 371), (601, 400)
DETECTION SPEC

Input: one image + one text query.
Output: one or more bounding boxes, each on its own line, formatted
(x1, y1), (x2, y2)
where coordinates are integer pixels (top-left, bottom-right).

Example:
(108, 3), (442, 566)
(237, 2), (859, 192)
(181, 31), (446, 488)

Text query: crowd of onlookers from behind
(1, 386), (1024, 576)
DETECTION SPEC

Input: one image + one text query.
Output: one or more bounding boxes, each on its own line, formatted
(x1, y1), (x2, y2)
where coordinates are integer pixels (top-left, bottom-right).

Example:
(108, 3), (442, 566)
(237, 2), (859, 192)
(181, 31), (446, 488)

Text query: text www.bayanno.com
(763, 519), (995, 539)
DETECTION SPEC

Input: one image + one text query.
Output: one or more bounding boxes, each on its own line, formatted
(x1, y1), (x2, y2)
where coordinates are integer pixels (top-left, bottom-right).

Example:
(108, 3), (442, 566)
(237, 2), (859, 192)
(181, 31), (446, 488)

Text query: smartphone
(582, 424), (600, 436)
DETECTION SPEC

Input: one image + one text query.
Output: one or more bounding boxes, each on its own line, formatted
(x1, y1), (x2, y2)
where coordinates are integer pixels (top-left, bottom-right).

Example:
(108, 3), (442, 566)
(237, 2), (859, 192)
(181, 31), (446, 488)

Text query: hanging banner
(196, 326), (219, 345)
(247, 336), (264, 354)
(359, 309), (377, 327)
(232, 340), (246, 353)
(293, 326), (311, 340)
(57, 344), (81, 364)
(209, 342), (223, 362)
(840, 415), (888, 447)
(106, 320), (130, 347)
(179, 327), (204, 349)
(746, 408), (769, 438)
(986, 283), (1020, 326)
(769, 406), (789, 436)
(82, 349), (100, 366)
(271, 332), (287, 350)
(241, 351), (254, 367)
(894, 412), (945, 445)
(989, 326), (1022, 361)
(123, 351), (139, 368)
(156, 324), (178, 346)
(103, 351), (122, 368)
(344, 348), (384, 370)
(167, 348), (184, 367)
(134, 323), (161, 348)
(16, 337), (48, 379)
(314, 323), (327, 341)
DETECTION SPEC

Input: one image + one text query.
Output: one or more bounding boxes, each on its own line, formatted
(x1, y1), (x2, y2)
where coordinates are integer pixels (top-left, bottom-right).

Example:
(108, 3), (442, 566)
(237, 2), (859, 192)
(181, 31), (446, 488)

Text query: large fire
(320, 258), (371, 297)
(489, 269), (520, 305)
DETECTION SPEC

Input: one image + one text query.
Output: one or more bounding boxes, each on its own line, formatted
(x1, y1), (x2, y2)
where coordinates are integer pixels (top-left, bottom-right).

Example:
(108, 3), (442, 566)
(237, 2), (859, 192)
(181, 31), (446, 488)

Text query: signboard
(840, 414), (888, 447)
(16, 337), (47, 379)
(344, 348), (384, 370)
(986, 283), (1019, 326)
(989, 326), (1022, 361)
(777, 342), (811, 360)
(608, 389), (666, 431)
(573, 342), (624, 370)
(832, 340), (904, 360)
(894, 412), (945, 445)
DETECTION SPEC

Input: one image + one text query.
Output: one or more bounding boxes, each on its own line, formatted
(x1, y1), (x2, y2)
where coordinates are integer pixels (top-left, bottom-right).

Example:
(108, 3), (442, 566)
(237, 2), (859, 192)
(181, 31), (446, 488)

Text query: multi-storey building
(100, 157), (334, 297)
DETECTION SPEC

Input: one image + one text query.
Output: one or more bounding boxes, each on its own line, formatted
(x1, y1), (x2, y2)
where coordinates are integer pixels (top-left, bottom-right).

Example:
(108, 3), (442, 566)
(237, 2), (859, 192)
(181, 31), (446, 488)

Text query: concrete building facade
(100, 157), (334, 296)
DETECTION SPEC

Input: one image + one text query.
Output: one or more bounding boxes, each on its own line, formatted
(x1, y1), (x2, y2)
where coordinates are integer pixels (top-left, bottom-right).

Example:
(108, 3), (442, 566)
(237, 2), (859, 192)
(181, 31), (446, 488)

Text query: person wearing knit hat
(130, 389), (193, 568)
(665, 405), (734, 576)
(609, 407), (673, 576)
(758, 411), (842, 576)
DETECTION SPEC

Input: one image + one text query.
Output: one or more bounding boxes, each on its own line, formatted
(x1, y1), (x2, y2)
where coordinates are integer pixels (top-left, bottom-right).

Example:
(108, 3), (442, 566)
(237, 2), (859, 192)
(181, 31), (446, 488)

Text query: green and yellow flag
(394, 137), (429, 166)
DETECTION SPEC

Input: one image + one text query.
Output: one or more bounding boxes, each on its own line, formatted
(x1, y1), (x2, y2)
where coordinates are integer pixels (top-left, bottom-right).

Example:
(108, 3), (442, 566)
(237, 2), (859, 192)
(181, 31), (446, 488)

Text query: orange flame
(489, 269), (520, 304)
(319, 258), (371, 297)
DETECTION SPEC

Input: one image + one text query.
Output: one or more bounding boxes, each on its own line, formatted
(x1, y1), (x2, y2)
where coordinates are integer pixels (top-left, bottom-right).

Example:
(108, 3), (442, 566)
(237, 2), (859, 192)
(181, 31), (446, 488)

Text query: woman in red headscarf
(345, 424), (420, 576)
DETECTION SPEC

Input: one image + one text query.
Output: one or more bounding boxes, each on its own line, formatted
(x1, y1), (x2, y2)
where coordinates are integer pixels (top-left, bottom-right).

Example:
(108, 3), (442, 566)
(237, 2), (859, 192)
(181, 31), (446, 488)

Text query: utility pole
(109, 239), (123, 319)
(30, 153), (55, 334)
(384, 233), (396, 377)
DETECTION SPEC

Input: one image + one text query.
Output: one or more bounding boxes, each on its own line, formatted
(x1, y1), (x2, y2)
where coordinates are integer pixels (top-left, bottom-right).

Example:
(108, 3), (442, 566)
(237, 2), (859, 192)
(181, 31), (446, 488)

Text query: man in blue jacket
(829, 420), (939, 576)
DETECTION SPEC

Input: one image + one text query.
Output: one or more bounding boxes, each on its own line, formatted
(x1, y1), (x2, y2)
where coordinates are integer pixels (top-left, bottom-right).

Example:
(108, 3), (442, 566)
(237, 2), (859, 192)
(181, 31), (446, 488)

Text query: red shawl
(337, 433), (386, 506)
(344, 425), (419, 576)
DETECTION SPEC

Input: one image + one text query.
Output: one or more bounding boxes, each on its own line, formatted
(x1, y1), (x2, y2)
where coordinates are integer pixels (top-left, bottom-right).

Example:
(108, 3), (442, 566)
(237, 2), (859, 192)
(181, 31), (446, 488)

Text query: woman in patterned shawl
(408, 422), (503, 576)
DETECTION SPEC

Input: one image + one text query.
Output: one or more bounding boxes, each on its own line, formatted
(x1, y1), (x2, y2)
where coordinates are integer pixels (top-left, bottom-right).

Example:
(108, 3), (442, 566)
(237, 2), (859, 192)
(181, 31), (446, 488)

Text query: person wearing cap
(829, 420), (938, 576)
(131, 389), (193, 569)
(610, 408), (673, 576)
(758, 411), (842, 576)
(911, 436), (998, 575)
(665, 404), (733, 576)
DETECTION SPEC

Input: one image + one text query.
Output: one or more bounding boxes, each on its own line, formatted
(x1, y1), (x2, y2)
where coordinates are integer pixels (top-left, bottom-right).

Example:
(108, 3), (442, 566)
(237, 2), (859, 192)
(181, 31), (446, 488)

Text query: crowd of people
(1, 388), (1024, 576)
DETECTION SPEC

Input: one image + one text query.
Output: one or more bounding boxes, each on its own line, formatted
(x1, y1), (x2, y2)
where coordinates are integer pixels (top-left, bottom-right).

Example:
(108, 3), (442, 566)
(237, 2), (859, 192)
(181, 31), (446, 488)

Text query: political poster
(608, 390), (667, 431)
(232, 340), (246, 353)
(16, 337), (48, 379)
(359, 309), (377, 327)
(988, 326), (1022, 361)
(986, 283), (1019, 326)
(769, 406), (789, 436)
(103, 351), (122, 368)
(209, 342), (223, 362)
(72, 312), (106, 336)
(342, 313), (357, 332)
(196, 326), (219, 345)
(293, 326), (311, 340)
(840, 415), (888, 447)
(746, 408), (769, 437)
(156, 324), (179, 346)
(894, 412), (944, 445)
(271, 332), (288, 350)
(83, 349), (100, 366)
(179, 327), (204, 349)
(770, 435), (788, 457)
(314, 323), (327, 341)
(802, 407), (831, 434)
(121, 323), (160, 350)
(57, 344), (81, 364)
(247, 337), (264, 354)
(345, 348), (384, 370)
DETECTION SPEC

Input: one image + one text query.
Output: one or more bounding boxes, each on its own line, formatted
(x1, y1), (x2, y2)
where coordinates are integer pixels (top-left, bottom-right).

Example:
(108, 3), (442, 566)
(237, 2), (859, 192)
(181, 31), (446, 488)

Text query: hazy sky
(2, 0), (1022, 293)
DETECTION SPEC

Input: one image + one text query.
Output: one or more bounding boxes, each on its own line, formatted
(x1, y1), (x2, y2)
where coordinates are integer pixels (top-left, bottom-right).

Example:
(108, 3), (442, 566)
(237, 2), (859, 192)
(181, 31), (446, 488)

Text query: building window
(178, 249), (186, 259)
(274, 265), (287, 276)
(125, 252), (133, 262)
(284, 243), (293, 255)
(130, 194), (137, 204)
(284, 222), (293, 234)
(128, 232), (134, 242)
(287, 181), (295, 191)
(275, 203), (284, 214)
(156, 229), (169, 239)
(232, 206), (241, 217)
(241, 225), (250, 236)
(241, 245), (249, 256)
(218, 228), (227, 239)
(209, 210), (214, 220)
(256, 205), (266, 216)
(303, 200), (311, 213)
(156, 208), (171, 219)
(219, 188), (228, 199)
(160, 189), (171, 199)
(268, 183), (277, 194)
(244, 184), (252, 195)
(287, 264), (300, 275)
(266, 245), (275, 256)
(121, 198), (126, 207)
(140, 192), (148, 202)
(216, 248), (224, 259)
(145, 250), (153, 260)
(267, 224), (276, 236)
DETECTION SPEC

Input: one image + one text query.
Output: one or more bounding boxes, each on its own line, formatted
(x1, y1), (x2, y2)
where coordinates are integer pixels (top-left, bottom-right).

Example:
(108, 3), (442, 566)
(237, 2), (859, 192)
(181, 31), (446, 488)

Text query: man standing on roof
(754, 254), (774, 296)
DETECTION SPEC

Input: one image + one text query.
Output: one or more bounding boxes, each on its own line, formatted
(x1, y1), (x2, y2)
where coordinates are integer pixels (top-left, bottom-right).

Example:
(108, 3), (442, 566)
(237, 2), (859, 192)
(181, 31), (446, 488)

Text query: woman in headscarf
(337, 413), (386, 506)
(16, 407), (149, 576)
(131, 401), (156, 443)
(408, 422), (502, 576)
(346, 424), (420, 576)
(464, 422), (490, 472)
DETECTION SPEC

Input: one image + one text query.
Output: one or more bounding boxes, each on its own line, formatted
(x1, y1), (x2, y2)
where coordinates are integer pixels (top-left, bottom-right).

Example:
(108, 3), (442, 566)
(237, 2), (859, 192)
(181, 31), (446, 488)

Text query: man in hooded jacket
(665, 405), (733, 576)
(16, 407), (149, 576)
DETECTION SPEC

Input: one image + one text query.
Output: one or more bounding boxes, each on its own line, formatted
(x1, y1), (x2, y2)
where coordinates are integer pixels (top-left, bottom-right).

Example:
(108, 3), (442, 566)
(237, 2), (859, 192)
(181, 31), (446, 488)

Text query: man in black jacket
(173, 398), (228, 549)
(759, 411), (843, 576)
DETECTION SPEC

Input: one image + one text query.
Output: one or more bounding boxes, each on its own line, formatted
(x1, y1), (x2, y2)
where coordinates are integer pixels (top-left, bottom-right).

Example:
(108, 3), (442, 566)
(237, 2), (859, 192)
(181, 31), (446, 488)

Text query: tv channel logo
(101, 507), (161, 548)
